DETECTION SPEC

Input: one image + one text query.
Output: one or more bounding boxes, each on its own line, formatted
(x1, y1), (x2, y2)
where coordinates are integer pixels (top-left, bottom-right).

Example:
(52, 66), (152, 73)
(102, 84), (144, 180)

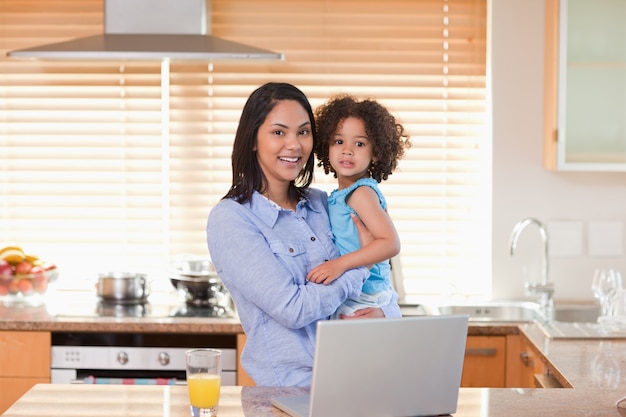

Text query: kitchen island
(2, 292), (626, 415)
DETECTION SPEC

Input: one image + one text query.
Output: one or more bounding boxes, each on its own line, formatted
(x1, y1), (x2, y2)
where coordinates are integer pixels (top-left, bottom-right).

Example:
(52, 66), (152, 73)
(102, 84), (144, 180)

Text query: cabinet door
(236, 333), (255, 386)
(505, 334), (544, 388)
(461, 335), (506, 387)
(0, 331), (50, 377)
(0, 331), (51, 414)
(544, 0), (626, 171)
(0, 378), (48, 414)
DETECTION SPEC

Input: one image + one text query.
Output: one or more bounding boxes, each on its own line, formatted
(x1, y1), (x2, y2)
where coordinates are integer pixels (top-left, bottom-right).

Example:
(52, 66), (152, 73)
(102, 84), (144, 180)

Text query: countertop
(3, 383), (626, 417)
(0, 291), (243, 334)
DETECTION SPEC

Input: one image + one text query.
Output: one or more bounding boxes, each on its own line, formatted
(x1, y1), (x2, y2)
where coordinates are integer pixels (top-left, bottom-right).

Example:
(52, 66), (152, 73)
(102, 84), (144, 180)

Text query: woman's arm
(307, 186), (401, 284)
(207, 199), (368, 329)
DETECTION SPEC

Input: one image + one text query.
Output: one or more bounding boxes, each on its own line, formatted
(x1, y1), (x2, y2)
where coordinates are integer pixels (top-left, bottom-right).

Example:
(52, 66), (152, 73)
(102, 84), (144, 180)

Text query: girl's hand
(339, 307), (385, 319)
(306, 259), (344, 285)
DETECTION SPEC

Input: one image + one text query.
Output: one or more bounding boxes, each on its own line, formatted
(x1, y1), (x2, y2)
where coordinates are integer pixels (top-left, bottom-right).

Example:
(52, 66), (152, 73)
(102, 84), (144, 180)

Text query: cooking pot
(96, 272), (150, 304)
(169, 273), (232, 308)
(168, 257), (233, 308)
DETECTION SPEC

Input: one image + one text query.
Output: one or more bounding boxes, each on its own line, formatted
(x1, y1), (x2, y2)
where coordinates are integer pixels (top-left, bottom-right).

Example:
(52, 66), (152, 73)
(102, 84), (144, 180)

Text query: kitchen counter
(0, 291), (243, 334)
(0, 291), (521, 336)
(3, 383), (626, 417)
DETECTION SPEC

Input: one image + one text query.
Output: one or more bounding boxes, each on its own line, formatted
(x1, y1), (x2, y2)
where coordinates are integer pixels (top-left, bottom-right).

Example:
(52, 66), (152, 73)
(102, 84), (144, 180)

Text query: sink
(427, 299), (615, 339)
(551, 304), (600, 323)
(433, 301), (601, 324)
(435, 301), (543, 322)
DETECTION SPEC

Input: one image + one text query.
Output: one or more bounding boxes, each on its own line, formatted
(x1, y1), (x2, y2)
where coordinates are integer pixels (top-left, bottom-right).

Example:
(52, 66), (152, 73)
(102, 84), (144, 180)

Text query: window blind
(0, 0), (488, 296)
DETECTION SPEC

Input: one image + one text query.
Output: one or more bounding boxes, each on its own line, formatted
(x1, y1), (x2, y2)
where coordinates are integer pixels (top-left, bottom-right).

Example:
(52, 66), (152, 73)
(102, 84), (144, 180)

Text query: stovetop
(45, 291), (235, 319)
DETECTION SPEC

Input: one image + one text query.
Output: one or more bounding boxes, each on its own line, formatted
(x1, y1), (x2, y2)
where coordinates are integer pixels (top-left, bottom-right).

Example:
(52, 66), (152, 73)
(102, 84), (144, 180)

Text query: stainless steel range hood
(7, 0), (284, 61)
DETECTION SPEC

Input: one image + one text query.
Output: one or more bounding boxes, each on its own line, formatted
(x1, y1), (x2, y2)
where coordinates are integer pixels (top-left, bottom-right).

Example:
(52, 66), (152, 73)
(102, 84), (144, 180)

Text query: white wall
(491, 0), (626, 302)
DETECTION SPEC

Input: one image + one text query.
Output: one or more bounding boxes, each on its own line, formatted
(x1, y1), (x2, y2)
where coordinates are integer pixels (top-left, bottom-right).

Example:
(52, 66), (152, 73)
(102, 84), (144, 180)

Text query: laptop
(271, 314), (469, 417)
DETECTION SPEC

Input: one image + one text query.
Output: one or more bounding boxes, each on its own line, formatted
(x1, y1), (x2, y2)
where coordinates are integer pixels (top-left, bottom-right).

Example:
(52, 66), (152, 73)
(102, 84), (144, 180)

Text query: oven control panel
(52, 346), (237, 371)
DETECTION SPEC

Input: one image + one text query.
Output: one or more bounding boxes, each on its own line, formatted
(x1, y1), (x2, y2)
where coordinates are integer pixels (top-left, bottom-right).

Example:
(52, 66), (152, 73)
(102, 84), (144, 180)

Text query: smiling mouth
(279, 157), (300, 163)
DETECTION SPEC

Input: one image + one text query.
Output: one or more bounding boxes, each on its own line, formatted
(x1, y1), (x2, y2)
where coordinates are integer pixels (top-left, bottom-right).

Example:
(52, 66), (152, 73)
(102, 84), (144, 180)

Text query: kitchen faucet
(509, 218), (554, 312)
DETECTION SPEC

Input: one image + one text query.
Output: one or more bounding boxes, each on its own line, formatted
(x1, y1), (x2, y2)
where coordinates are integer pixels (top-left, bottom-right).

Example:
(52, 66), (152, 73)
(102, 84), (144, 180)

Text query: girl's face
(255, 99), (313, 192)
(328, 116), (375, 188)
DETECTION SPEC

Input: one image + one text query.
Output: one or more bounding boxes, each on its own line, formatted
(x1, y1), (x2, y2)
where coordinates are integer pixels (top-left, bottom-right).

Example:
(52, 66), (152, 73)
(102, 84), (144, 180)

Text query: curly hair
(314, 94), (411, 183)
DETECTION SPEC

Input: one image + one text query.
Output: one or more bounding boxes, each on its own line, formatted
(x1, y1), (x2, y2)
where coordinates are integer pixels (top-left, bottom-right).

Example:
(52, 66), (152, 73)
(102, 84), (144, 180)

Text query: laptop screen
(272, 314), (469, 417)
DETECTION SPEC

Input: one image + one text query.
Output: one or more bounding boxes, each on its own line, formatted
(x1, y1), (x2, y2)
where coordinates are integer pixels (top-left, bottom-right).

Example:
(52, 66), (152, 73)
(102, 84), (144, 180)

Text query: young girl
(307, 94), (411, 318)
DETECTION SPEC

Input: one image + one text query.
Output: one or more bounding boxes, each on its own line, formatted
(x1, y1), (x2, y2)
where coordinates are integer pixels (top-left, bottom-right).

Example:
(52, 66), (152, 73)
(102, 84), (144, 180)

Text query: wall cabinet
(544, 0), (626, 171)
(0, 331), (51, 414)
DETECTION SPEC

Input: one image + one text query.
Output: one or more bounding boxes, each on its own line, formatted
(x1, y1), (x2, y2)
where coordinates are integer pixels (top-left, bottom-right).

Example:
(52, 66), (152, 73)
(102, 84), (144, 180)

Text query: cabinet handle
(520, 351), (535, 367)
(465, 348), (497, 356)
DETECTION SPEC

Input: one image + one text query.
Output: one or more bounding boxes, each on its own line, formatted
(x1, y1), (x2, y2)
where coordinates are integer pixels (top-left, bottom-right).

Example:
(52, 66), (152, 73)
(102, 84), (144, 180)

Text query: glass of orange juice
(185, 348), (222, 417)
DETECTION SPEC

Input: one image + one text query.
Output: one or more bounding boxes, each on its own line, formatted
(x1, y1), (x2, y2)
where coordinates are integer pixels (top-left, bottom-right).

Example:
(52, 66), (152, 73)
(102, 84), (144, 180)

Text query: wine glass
(592, 269), (623, 317)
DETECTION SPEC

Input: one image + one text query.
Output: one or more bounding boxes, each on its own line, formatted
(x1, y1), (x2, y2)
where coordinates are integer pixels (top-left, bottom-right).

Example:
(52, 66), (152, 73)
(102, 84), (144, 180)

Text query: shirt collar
(248, 190), (320, 228)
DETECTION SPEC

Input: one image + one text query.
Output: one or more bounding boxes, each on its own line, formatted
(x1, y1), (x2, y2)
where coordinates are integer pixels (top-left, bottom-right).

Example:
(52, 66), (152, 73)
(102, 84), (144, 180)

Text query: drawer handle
(465, 348), (497, 356)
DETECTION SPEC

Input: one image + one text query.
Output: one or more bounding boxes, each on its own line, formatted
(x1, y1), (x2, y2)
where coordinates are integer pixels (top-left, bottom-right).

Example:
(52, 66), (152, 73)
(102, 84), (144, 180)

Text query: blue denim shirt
(207, 188), (400, 387)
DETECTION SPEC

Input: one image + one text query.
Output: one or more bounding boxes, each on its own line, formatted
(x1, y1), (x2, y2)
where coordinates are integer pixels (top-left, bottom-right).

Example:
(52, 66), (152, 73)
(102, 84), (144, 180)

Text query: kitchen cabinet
(506, 334), (545, 387)
(0, 331), (50, 414)
(236, 334), (254, 386)
(544, 0), (626, 171)
(461, 333), (558, 388)
(461, 335), (506, 387)
(506, 334), (564, 388)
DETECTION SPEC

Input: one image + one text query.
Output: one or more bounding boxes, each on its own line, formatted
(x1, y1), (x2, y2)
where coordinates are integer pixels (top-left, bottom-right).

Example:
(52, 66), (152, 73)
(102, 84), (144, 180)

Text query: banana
(0, 246), (26, 265)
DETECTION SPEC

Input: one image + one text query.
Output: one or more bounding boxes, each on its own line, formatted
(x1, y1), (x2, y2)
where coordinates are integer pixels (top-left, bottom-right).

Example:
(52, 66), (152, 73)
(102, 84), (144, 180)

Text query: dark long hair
(223, 82), (317, 203)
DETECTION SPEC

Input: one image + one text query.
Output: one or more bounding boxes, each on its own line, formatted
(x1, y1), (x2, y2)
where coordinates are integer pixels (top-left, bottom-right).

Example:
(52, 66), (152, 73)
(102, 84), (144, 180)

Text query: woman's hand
(351, 213), (375, 269)
(351, 213), (373, 247)
(339, 307), (385, 319)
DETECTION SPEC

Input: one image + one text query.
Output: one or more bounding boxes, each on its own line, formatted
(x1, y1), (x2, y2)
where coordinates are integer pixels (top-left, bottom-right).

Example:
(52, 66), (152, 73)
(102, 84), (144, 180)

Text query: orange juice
(187, 373), (221, 408)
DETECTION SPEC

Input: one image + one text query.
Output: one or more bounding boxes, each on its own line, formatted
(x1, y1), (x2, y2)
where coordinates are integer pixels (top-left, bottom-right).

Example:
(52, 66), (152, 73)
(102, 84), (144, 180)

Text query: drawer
(0, 331), (51, 377)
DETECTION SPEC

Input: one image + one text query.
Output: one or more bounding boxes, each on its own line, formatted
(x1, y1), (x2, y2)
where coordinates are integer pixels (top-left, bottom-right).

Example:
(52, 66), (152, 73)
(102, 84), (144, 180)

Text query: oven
(50, 332), (237, 385)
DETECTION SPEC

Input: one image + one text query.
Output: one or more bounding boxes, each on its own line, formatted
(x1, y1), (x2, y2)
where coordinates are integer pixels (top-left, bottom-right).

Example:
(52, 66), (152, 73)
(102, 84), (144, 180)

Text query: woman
(206, 82), (400, 387)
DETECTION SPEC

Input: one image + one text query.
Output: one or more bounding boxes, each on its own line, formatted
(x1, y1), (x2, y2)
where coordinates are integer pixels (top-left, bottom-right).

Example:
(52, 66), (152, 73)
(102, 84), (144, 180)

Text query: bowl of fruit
(0, 246), (59, 304)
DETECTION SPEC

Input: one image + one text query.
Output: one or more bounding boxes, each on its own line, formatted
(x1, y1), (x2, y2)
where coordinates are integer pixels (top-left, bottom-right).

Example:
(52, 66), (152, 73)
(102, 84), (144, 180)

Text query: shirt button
(288, 247), (294, 253)
(310, 236), (316, 241)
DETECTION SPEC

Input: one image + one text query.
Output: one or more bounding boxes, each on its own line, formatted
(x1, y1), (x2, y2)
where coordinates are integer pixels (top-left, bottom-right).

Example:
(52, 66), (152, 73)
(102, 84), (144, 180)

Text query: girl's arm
(307, 186), (400, 284)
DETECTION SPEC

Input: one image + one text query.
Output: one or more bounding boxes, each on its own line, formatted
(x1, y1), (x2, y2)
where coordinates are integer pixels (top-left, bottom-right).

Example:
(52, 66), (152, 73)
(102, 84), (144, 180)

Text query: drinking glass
(592, 269), (623, 317)
(185, 348), (222, 417)
(591, 343), (620, 389)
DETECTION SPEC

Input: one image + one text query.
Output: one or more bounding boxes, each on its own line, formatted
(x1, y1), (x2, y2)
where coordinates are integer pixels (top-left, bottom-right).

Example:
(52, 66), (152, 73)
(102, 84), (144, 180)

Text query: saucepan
(96, 272), (150, 304)
(168, 257), (233, 308)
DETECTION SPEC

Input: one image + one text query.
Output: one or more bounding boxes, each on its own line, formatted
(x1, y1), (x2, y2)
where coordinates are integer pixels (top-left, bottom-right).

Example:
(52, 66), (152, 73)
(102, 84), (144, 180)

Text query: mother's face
(254, 100), (313, 189)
